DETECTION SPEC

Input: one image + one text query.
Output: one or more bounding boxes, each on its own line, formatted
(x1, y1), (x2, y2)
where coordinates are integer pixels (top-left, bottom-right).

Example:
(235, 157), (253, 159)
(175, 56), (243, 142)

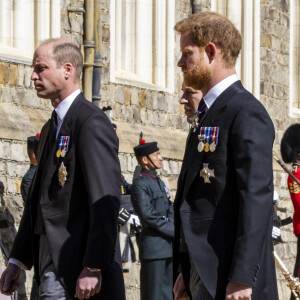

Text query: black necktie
(49, 110), (58, 149)
(198, 98), (207, 119)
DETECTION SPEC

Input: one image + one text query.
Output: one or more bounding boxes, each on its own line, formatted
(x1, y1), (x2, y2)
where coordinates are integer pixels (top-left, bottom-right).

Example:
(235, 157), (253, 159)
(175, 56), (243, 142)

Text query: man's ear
(205, 42), (217, 63)
(64, 63), (72, 79)
(141, 156), (148, 166)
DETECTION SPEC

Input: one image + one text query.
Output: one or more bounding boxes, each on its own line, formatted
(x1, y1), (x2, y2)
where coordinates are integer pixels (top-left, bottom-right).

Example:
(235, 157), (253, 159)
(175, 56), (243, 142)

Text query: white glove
(128, 214), (140, 227)
(272, 226), (281, 239)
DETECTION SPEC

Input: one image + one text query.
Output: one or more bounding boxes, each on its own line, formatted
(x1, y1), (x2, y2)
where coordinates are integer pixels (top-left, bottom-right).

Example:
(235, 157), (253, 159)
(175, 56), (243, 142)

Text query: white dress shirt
(203, 74), (239, 109)
(55, 89), (81, 138)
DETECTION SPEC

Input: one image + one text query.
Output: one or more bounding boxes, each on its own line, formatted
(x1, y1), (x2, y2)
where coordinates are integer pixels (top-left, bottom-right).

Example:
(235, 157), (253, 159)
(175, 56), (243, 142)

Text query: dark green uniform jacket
(21, 164), (37, 203)
(131, 168), (174, 260)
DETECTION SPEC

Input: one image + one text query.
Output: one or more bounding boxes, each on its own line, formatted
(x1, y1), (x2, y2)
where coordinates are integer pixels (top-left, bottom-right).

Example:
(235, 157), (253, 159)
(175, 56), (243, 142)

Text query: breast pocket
(150, 192), (165, 215)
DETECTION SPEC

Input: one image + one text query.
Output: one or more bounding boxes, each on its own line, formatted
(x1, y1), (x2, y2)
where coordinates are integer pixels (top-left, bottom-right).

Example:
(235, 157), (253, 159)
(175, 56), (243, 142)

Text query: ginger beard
(183, 57), (212, 91)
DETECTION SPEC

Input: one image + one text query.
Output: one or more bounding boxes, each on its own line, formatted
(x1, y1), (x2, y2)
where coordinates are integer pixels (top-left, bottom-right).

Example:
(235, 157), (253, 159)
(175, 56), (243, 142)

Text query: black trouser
(38, 234), (73, 300)
(140, 258), (173, 300)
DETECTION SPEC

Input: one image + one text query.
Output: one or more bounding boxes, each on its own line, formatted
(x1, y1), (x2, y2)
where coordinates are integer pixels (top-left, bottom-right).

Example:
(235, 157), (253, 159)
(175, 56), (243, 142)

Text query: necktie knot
(51, 110), (58, 126)
(198, 98), (206, 112)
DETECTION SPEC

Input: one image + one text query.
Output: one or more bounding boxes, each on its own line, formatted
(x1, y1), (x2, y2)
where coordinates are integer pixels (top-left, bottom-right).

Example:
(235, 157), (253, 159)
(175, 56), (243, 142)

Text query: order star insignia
(200, 163), (215, 183)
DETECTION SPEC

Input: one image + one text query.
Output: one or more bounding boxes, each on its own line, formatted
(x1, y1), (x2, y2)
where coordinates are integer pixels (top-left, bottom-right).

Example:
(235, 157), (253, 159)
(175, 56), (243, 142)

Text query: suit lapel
(40, 93), (85, 184)
(56, 93), (84, 138)
(181, 81), (243, 201)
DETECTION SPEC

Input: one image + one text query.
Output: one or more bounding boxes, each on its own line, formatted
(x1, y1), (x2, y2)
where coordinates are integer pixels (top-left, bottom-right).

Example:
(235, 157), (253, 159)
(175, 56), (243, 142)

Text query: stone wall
(260, 1), (299, 299)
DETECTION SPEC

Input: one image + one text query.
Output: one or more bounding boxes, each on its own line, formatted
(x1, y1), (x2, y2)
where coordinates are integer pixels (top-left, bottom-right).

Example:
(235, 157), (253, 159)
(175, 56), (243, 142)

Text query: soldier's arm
(131, 180), (174, 238)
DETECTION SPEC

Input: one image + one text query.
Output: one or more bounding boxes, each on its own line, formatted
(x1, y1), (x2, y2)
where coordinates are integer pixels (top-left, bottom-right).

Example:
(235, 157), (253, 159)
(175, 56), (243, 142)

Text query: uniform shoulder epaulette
(289, 181), (300, 194)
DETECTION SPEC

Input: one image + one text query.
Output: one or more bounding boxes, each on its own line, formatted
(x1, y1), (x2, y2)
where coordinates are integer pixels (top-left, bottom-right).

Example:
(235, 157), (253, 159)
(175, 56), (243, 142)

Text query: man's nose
(177, 56), (185, 67)
(30, 71), (38, 81)
(180, 95), (188, 105)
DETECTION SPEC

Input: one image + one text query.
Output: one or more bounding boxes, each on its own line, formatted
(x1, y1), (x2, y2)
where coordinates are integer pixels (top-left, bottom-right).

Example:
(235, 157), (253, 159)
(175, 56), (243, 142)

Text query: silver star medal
(58, 162), (68, 187)
(200, 163), (215, 183)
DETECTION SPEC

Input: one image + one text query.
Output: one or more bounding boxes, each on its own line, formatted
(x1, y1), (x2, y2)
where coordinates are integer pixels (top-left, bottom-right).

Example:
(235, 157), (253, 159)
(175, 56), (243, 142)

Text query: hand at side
(173, 273), (190, 300)
(75, 268), (102, 299)
(0, 263), (21, 295)
(226, 281), (252, 300)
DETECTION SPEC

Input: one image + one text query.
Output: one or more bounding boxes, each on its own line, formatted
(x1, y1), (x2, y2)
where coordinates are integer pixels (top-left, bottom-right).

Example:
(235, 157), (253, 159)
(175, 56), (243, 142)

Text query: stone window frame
(290, 0), (300, 117)
(110, 0), (175, 93)
(211, 0), (260, 99)
(0, 0), (60, 61)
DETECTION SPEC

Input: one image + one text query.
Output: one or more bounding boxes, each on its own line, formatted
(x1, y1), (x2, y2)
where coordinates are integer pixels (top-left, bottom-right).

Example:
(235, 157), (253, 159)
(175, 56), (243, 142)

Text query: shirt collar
(203, 74), (238, 109)
(55, 89), (81, 122)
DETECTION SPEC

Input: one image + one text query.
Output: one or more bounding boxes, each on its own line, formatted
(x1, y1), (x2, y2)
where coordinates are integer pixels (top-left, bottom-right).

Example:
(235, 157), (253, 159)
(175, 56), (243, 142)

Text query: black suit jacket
(10, 93), (125, 299)
(174, 81), (278, 299)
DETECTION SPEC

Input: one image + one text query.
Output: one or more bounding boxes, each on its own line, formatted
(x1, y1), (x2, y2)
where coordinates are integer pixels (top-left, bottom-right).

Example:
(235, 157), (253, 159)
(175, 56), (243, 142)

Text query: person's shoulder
(79, 96), (104, 117)
(76, 96), (113, 128)
(230, 84), (266, 111)
(22, 169), (31, 181)
(132, 173), (152, 188)
(133, 173), (148, 183)
(21, 169), (34, 185)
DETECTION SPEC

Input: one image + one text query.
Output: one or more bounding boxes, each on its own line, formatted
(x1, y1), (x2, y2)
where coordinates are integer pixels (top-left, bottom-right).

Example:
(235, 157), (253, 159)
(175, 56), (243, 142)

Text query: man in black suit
(173, 12), (278, 300)
(0, 38), (125, 300)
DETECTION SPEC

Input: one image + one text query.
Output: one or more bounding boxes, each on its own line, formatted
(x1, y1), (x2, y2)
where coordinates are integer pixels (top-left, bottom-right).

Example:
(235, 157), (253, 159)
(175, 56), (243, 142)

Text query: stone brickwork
(260, 1), (300, 299)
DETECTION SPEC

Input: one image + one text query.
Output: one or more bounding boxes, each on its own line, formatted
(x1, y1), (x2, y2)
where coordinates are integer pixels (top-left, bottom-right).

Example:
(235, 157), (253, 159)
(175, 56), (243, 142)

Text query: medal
(204, 127), (211, 152)
(56, 148), (61, 158)
(193, 103), (206, 132)
(198, 127), (220, 153)
(61, 148), (66, 157)
(200, 163), (215, 183)
(192, 115), (199, 132)
(58, 162), (68, 186)
(198, 128), (205, 152)
(198, 141), (204, 152)
(58, 136), (70, 158)
(204, 142), (210, 152)
(56, 136), (64, 158)
(210, 141), (216, 152)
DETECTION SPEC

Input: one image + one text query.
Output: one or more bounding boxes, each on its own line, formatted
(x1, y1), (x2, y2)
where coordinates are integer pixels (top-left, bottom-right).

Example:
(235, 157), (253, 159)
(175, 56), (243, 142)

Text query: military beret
(133, 141), (159, 157)
(27, 134), (40, 156)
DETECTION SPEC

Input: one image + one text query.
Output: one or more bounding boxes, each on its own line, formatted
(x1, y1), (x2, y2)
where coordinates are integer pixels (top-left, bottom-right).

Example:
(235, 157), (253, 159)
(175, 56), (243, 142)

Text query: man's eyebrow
(185, 87), (196, 92)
